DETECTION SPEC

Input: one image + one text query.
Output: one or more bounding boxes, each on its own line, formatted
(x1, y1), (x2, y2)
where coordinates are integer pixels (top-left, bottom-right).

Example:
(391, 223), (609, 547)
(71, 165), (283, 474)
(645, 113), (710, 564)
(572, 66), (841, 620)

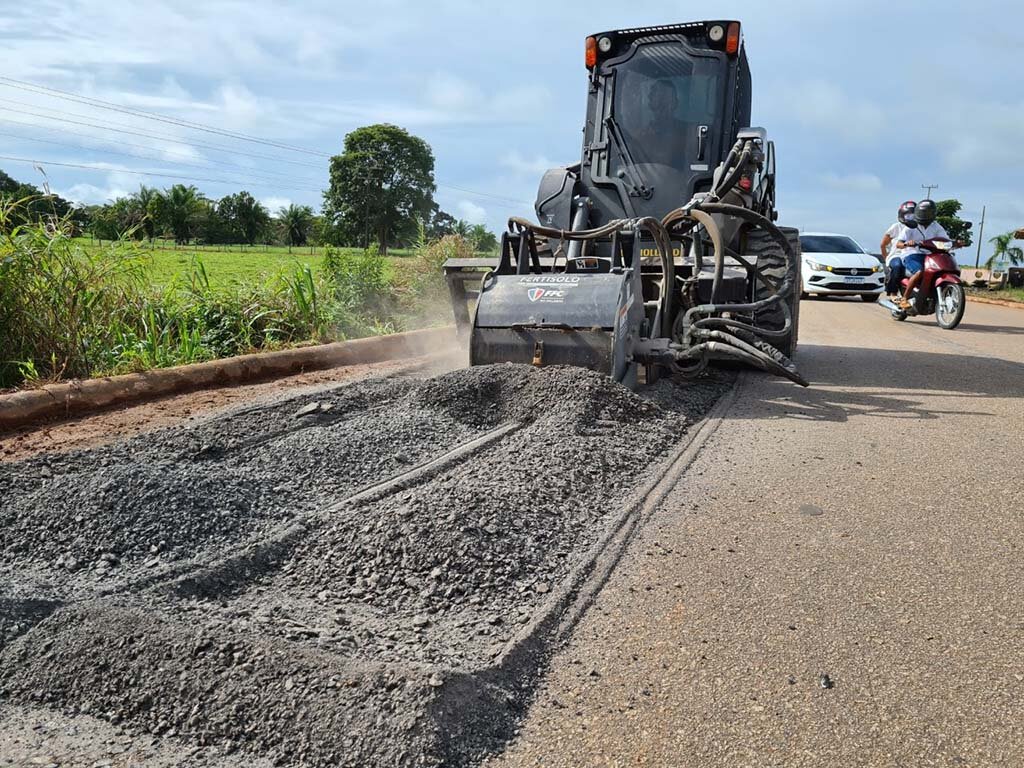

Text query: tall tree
(0, 168), (79, 233)
(424, 204), (458, 240)
(986, 232), (1024, 270)
(158, 184), (206, 244)
(218, 191), (270, 245)
(133, 185), (159, 241)
(468, 223), (498, 253)
(279, 204), (315, 248)
(323, 124), (435, 254)
(936, 199), (973, 247)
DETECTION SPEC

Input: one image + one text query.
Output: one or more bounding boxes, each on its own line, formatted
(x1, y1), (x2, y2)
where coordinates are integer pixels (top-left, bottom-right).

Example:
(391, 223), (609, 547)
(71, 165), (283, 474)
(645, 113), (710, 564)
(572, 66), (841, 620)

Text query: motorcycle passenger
(882, 201), (916, 295)
(895, 199), (949, 309)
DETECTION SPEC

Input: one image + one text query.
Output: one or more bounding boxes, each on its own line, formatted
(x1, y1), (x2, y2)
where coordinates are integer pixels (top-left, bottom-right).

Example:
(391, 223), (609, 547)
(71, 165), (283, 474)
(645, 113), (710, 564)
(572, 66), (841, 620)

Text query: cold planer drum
(471, 268), (645, 388)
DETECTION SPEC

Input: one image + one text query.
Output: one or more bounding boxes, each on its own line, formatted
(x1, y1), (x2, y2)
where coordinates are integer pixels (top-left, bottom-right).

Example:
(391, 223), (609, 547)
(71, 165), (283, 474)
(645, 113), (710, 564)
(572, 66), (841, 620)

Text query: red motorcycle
(880, 238), (966, 329)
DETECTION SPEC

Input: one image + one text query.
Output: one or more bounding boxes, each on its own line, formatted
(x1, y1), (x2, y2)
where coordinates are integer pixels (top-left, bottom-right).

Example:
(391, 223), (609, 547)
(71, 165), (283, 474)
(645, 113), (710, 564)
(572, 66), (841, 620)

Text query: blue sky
(0, 0), (1020, 261)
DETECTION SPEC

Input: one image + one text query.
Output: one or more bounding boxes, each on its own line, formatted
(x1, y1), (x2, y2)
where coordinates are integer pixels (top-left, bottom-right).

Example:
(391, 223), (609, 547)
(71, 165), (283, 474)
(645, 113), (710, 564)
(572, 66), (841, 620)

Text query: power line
(0, 122), (325, 188)
(0, 77), (329, 157)
(0, 98), (324, 169)
(436, 182), (530, 206)
(0, 154), (327, 194)
(0, 88), (532, 209)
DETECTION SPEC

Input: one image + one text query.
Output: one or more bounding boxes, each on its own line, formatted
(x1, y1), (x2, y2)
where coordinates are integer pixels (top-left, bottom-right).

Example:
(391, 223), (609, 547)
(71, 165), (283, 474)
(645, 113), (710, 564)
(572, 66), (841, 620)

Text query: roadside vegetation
(964, 229), (1024, 303)
(0, 123), (509, 389)
(0, 203), (470, 389)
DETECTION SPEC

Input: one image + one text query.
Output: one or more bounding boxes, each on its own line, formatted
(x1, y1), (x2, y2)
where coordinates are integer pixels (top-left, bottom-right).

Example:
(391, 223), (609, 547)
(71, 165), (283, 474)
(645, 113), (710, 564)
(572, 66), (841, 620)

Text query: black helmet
(916, 199), (937, 226)
(898, 200), (917, 227)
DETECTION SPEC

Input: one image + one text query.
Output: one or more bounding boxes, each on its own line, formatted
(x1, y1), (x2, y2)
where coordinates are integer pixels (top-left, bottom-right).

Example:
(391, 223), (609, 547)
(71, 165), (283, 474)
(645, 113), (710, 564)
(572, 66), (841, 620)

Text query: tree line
(0, 122), (501, 253)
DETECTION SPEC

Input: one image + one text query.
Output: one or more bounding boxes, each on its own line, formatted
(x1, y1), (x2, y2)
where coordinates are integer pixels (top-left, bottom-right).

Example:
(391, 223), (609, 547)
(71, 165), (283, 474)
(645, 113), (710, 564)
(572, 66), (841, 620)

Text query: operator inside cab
(630, 79), (688, 165)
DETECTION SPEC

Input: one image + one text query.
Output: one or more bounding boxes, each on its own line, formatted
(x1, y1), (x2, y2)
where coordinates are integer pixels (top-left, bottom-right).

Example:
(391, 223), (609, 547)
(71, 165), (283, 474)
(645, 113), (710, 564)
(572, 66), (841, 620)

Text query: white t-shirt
(884, 222), (902, 265)
(895, 221), (949, 257)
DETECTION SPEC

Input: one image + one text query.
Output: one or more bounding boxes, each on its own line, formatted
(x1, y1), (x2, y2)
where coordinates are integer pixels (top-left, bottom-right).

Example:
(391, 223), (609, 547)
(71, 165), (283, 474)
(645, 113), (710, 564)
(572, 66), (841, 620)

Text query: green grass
(74, 238), (414, 288)
(996, 287), (1024, 303)
(968, 285), (1024, 304)
(4, 213), (473, 389)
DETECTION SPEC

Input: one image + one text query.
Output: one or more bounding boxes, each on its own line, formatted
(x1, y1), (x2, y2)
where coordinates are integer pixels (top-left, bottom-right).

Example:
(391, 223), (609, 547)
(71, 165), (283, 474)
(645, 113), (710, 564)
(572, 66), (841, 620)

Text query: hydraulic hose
(670, 340), (808, 387)
(672, 202), (798, 346)
(504, 161), (807, 387)
(708, 140), (752, 202)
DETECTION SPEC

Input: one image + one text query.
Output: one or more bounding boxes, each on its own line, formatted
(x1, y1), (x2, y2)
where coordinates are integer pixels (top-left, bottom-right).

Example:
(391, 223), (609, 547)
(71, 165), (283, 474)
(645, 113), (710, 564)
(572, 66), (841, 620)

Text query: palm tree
(986, 232), (1024, 270)
(132, 185), (159, 241)
(468, 223), (497, 253)
(157, 185), (206, 245)
(279, 204), (315, 250)
(453, 219), (471, 238)
(236, 193), (272, 244)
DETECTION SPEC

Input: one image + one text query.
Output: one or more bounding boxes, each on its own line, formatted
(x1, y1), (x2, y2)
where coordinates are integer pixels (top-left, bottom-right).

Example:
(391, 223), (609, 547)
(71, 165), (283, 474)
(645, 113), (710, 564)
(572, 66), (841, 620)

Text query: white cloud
(457, 200), (487, 224)
(157, 75), (190, 102)
(499, 151), (557, 177)
(58, 175), (134, 205)
(916, 100), (1024, 172)
(212, 82), (265, 132)
(788, 80), (885, 143)
(425, 72), (482, 111)
(821, 172), (882, 192)
(262, 196), (292, 214)
(491, 85), (552, 114)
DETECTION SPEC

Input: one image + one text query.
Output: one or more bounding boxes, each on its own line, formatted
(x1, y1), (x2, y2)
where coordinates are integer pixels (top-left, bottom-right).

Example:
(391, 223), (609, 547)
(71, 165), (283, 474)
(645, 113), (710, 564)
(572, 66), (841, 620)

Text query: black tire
(892, 310), (907, 321)
(935, 283), (966, 329)
(861, 293), (881, 303)
(747, 226), (800, 359)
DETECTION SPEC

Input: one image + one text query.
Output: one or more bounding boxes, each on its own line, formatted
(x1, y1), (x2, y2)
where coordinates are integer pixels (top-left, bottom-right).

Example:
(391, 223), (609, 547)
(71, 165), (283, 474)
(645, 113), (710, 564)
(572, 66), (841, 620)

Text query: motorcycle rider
(894, 199), (949, 309)
(881, 201), (916, 295)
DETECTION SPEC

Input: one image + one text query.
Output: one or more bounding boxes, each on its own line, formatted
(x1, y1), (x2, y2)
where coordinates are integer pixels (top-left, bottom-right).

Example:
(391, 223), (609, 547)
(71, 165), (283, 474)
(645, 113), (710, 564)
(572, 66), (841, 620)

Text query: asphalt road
(490, 298), (1024, 767)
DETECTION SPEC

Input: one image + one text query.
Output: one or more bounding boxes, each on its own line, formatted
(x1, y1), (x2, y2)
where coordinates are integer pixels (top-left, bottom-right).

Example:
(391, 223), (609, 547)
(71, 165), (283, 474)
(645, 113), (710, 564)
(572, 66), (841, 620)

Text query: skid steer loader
(445, 20), (806, 388)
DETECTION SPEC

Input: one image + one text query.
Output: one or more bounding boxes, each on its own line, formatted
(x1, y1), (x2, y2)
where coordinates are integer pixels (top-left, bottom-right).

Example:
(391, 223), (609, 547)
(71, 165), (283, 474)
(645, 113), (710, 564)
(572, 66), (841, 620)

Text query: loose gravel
(0, 363), (731, 766)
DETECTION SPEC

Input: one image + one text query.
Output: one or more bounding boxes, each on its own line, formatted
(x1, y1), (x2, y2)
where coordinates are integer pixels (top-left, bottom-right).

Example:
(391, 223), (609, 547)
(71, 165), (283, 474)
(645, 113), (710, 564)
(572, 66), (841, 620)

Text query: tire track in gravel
(0, 364), (734, 767)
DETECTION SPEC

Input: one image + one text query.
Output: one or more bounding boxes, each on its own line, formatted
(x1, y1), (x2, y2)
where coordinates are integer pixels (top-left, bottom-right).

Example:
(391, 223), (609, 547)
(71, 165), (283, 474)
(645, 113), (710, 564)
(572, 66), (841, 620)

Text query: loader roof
(586, 20), (744, 58)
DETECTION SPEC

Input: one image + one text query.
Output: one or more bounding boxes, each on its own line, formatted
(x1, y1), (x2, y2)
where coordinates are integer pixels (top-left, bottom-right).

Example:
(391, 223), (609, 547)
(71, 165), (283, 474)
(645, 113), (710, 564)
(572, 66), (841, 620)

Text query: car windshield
(611, 43), (722, 168)
(799, 235), (864, 254)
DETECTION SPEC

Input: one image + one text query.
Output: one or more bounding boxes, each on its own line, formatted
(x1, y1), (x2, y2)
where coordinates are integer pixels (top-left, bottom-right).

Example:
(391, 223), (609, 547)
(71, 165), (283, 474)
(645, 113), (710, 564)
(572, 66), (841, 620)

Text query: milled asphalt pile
(0, 376), (486, 596)
(0, 364), (731, 767)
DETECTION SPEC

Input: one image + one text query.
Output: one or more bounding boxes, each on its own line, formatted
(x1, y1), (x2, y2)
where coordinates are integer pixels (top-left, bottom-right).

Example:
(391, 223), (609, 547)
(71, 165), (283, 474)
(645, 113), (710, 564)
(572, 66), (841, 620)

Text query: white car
(799, 232), (885, 302)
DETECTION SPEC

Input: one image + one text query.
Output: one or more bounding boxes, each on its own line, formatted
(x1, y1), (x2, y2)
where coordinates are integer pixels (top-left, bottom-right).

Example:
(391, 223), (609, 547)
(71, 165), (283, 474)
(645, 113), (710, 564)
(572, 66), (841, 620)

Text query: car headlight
(805, 259), (831, 272)
(871, 264), (882, 272)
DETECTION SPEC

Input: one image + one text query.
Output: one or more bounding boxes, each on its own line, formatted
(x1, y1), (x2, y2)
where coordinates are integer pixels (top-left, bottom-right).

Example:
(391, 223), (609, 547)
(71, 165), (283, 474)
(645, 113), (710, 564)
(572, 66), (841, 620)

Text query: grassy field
(75, 238), (415, 287)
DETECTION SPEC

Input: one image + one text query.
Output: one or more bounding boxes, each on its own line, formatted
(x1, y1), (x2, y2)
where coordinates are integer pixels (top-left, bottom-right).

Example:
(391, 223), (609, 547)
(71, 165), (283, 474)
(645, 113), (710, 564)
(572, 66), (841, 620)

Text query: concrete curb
(967, 294), (1024, 310)
(0, 326), (455, 431)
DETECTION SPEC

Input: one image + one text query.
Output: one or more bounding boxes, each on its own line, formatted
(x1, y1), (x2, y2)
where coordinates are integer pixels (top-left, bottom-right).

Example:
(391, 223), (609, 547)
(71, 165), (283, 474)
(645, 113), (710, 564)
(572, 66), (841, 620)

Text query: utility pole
(922, 183), (939, 200)
(975, 205), (986, 268)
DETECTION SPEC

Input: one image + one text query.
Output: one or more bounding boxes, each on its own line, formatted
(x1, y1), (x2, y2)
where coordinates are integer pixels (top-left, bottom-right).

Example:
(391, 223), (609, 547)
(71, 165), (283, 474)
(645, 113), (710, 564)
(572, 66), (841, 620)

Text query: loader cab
(536, 21), (753, 229)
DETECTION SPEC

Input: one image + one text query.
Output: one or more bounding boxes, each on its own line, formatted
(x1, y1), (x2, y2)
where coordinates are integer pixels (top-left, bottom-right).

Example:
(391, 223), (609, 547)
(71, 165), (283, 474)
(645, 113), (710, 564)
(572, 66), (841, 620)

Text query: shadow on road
(731, 345), (1022, 423)
(951, 323), (1024, 335)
